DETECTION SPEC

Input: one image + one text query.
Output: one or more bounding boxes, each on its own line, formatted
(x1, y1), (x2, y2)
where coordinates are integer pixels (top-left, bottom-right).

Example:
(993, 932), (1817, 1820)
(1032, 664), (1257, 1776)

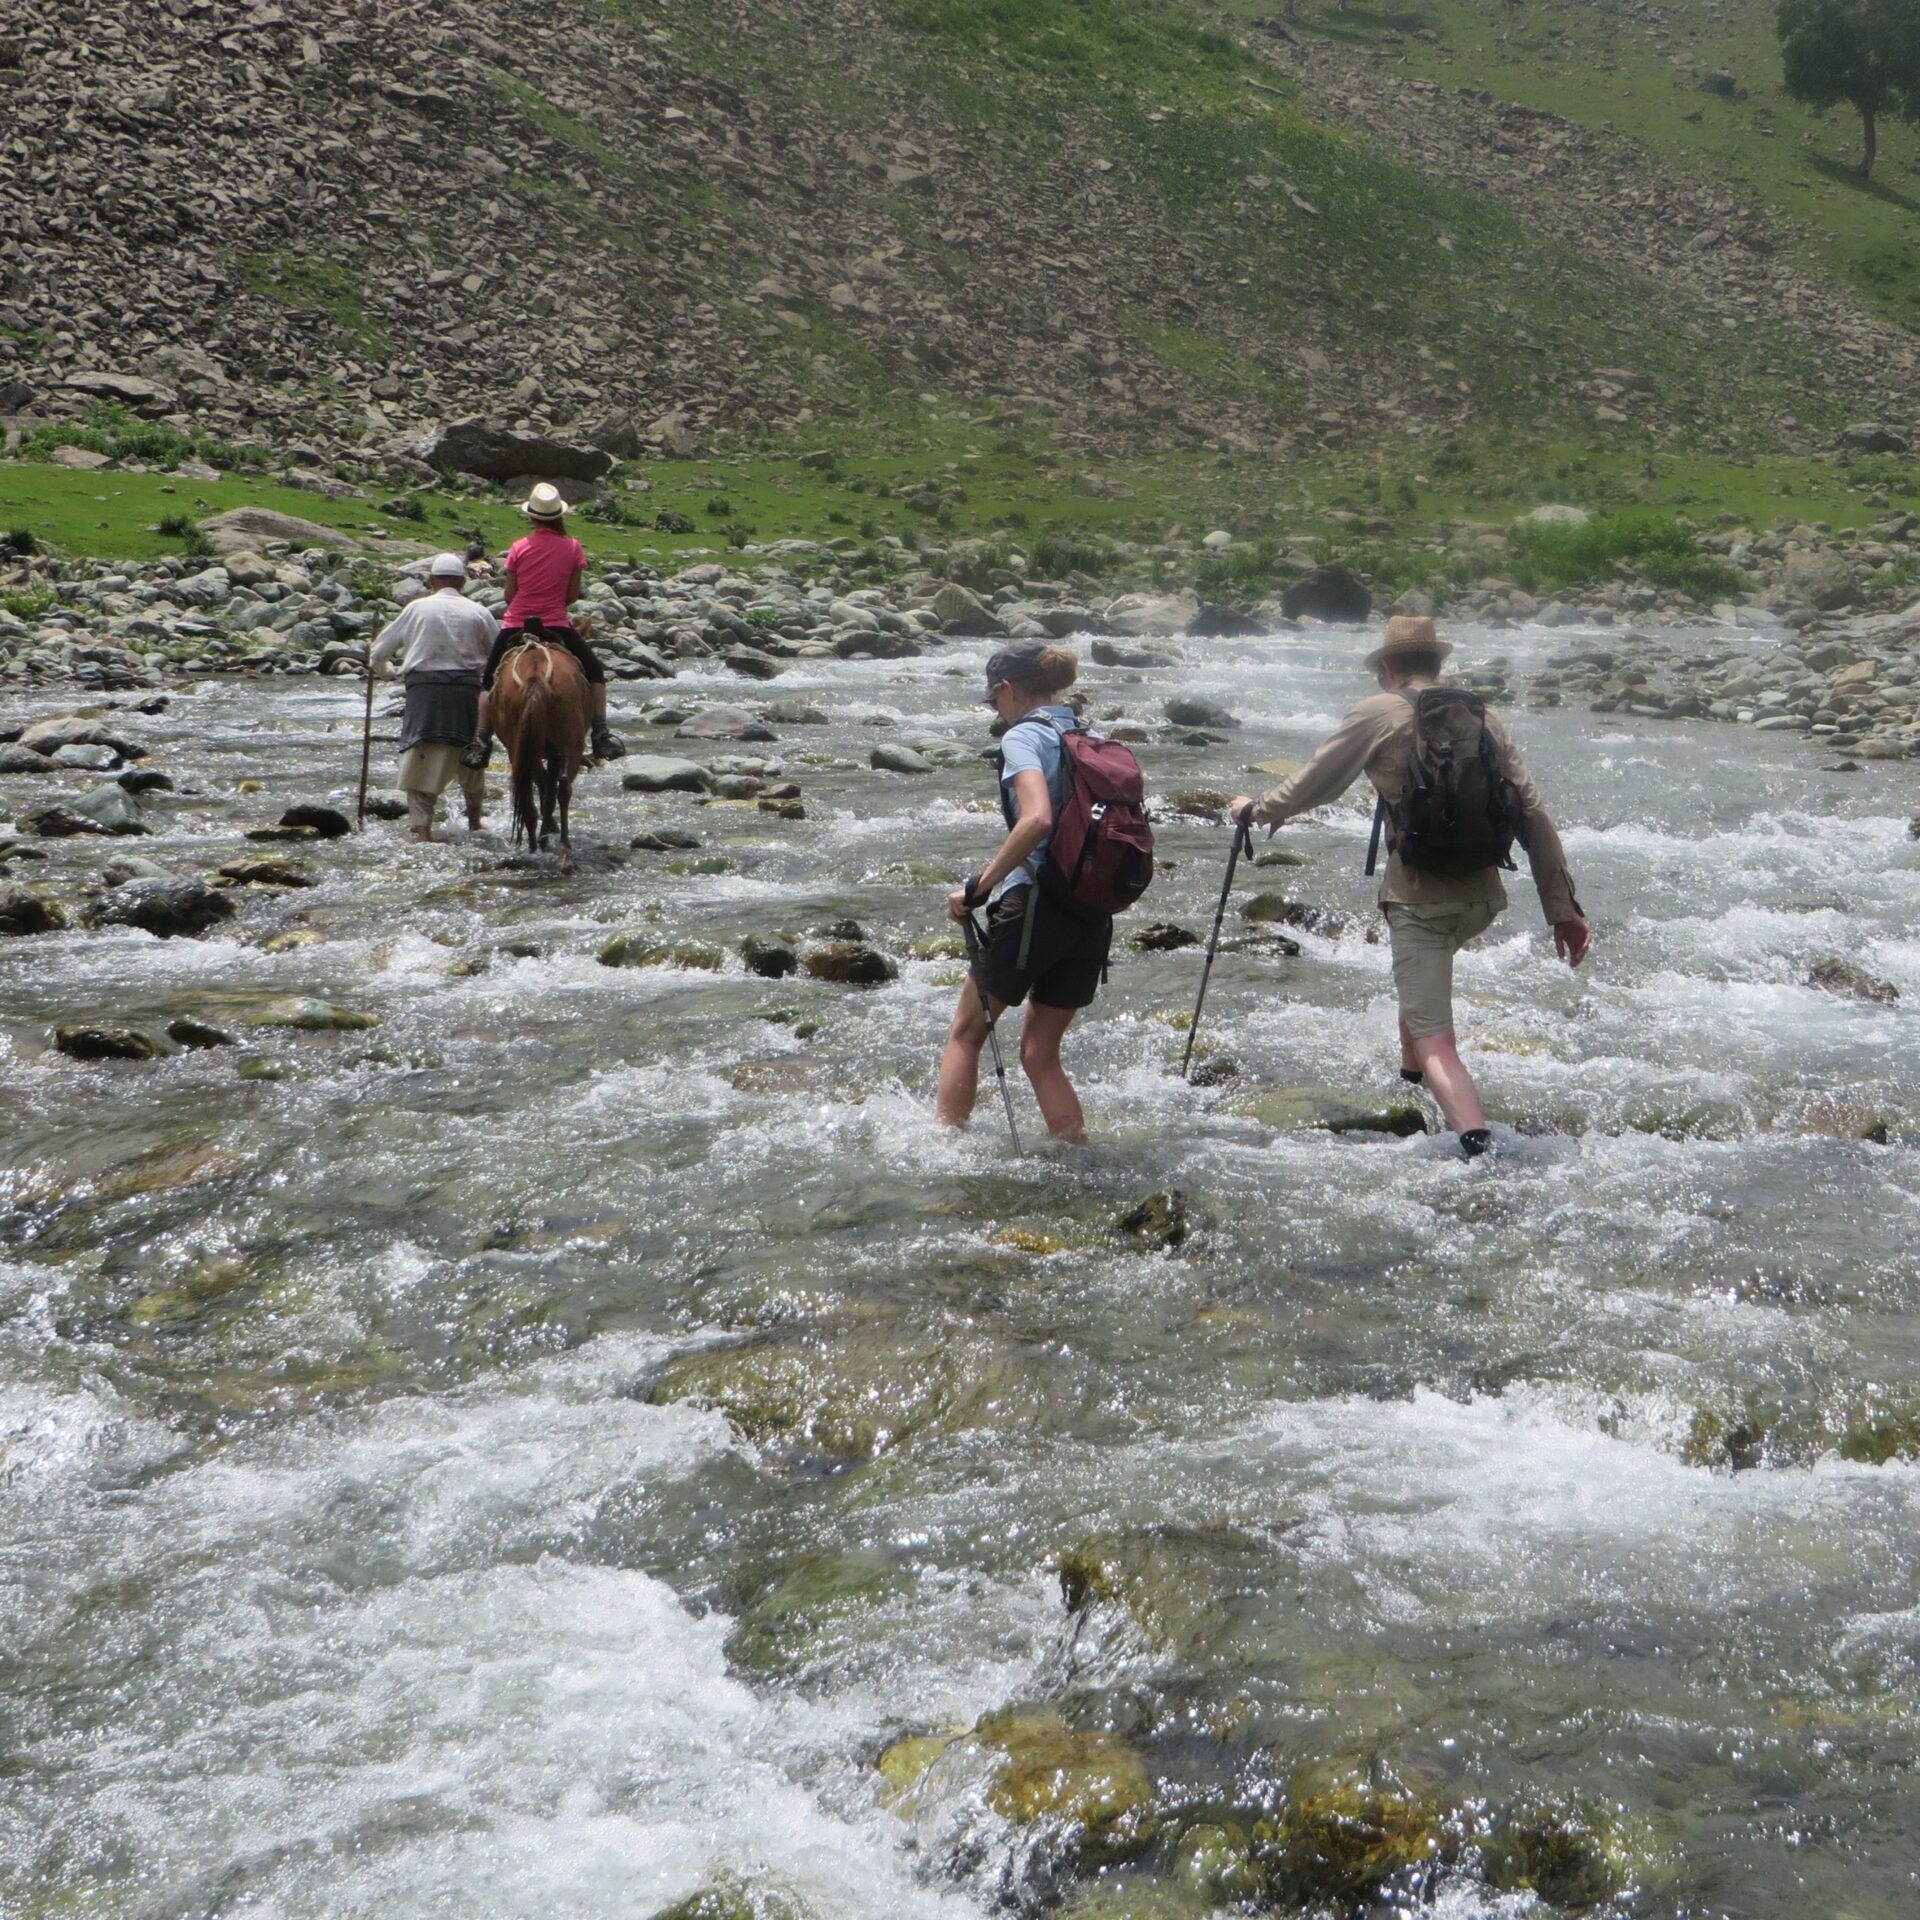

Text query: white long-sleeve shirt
(369, 588), (498, 675)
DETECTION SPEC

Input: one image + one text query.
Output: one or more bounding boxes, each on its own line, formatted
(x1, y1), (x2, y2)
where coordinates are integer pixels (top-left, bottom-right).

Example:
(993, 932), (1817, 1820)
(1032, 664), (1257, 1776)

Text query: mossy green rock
(599, 931), (725, 970)
(647, 1873), (812, 1920)
(725, 1549), (908, 1675)
(1056, 1523), (1268, 1662)
(243, 997), (380, 1031)
(1173, 1821), (1265, 1902)
(1484, 1794), (1638, 1908)
(978, 1709), (1159, 1865)
(1264, 1764), (1449, 1901)
(1231, 1085), (1426, 1137)
(1840, 1403), (1920, 1465)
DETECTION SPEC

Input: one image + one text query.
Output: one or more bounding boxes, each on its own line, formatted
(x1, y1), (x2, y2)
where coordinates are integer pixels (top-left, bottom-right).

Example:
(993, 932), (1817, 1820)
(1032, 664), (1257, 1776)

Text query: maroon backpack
(1024, 718), (1155, 919)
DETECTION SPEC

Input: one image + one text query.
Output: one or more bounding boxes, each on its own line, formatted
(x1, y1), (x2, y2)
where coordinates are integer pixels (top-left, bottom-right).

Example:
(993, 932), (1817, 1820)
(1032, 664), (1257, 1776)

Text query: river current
(2, 624), (1916, 1918)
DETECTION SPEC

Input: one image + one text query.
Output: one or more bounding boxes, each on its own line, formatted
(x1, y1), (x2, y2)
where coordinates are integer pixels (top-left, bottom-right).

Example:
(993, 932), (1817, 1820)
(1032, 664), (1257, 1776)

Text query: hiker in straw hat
(465, 481), (624, 767)
(1227, 615), (1591, 1160)
(369, 551), (497, 841)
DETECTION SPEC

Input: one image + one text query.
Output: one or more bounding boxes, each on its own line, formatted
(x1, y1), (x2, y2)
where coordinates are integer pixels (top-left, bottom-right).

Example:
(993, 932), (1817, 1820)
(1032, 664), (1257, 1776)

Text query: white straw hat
(427, 551), (467, 580)
(520, 482), (567, 521)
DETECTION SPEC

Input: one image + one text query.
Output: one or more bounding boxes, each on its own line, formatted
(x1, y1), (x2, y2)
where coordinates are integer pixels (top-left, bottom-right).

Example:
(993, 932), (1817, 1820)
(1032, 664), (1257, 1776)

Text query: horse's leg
(557, 771), (574, 874)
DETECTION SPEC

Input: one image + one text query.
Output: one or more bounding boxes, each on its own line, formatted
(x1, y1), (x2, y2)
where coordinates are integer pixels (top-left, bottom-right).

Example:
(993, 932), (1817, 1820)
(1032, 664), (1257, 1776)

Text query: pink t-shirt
(503, 527), (585, 627)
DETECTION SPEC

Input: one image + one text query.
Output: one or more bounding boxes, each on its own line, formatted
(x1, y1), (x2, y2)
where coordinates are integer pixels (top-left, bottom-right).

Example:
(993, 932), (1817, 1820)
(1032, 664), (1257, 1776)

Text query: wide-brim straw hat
(520, 482), (567, 521)
(1364, 614), (1453, 675)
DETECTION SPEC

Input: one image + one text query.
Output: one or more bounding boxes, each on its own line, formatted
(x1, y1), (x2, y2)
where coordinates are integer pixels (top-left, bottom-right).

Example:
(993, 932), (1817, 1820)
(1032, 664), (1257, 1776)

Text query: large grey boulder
(1781, 549), (1861, 611)
(621, 756), (713, 793)
(417, 419), (614, 485)
(199, 508), (351, 556)
(63, 370), (177, 414)
(1281, 564), (1371, 623)
(1839, 423), (1909, 455)
(1105, 590), (1199, 638)
(0, 885), (67, 935)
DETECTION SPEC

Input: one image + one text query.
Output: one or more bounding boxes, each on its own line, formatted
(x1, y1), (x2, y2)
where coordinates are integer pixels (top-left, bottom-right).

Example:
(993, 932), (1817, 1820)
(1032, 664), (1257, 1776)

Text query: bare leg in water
(1401, 1014), (1487, 1134)
(936, 991), (1086, 1143)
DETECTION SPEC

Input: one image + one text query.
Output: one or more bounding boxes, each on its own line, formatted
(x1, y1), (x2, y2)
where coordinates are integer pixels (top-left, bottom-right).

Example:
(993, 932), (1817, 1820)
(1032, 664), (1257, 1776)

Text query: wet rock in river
(279, 804), (351, 838)
(1805, 955), (1899, 1003)
(871, 744), (934, 774)
(216, 857), (316, 888)
(762, 701), (828, 725)
(48, 743), (119, 771)
(243, 997), (380, 1031)
(724, 1548), (909, 1676)
(676, 706), (776, 742)
(1232, 1085), (1427, 1136)
(598, 932), (725, 970)
(1793, 1098), (1889, 1145)
(621, 756), (714, 793)
(364, 794), (409, 821)
(629, 827), (703, 851)
(166, 1017), (236, 1050)
(52, 1023), (159, 1062)
(739, 933), (799, 978)
(647, 1872), (814, 1920)
(0, 883), (68, 935)
(1090, 638), (1178, 669)
(0, 744), (52, 774)
(84, 877), (236, 937)
(1163, 695), (1239, 730)
(977, 1709), (1159, 1867)
(1262, 1763), (1450, 1903)
(1241, 892), (1356, 937)
(1483, 1793), (1640, 1908)
(18, 804), (117, 839)
(1115, 1189), (1187, 1249)
(802, 940), (897, 985)
(18, 715), (145, 759)
(1130, 921), (1198, 951)
(722, 648), (784, 680)
(1175, 1821), (1267, 1903)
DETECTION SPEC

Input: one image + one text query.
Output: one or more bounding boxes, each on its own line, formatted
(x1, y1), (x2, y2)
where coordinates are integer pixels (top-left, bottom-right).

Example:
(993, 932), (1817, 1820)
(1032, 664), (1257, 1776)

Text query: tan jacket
(1251, 677), (1582, 924)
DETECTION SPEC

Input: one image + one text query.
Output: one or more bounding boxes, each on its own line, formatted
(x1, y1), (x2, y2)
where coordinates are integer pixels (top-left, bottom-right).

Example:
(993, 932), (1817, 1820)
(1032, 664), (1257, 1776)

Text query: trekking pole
(961, 910), (1023, 1154)
(1180, 816), (1252, 1080)
(354, 648), (376, 830)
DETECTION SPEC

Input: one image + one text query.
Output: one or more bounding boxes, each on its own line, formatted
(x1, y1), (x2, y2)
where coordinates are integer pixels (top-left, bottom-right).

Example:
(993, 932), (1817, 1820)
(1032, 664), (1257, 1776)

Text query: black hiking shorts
(483, 625), (605, 689)
(978, 885), (1111, 1012)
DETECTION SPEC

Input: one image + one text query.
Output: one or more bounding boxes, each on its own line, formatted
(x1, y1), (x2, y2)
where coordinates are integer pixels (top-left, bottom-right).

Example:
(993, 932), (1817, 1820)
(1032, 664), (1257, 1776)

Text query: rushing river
(2, 624), (1917, 1919)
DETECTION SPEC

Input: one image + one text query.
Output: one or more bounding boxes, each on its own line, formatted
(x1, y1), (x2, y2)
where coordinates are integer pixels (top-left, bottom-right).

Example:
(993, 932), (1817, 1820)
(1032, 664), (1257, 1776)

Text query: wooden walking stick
(354, 646), (377, 829)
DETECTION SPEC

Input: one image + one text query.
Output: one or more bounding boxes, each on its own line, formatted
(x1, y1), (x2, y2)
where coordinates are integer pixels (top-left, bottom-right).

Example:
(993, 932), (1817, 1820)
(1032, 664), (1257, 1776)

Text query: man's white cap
(428, 551), (467, 580)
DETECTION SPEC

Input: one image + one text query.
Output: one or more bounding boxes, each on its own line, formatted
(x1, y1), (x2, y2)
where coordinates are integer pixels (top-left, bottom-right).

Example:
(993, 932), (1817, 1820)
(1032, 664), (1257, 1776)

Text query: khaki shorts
(1383, 901), (1500, 1040)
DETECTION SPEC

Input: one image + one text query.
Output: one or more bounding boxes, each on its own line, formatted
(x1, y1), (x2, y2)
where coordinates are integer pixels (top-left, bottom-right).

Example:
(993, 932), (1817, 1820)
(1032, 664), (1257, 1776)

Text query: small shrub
(5, 526), (38, 557)
(653, 509), (695, 534)
(703, 495), (736, 517)
(2, 588), (55, 620)
(721, 521), (756, 547)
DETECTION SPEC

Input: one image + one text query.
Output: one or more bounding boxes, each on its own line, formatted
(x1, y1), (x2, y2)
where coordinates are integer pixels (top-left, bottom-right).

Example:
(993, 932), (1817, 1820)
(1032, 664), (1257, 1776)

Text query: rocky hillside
(0, 0), (1913, 475)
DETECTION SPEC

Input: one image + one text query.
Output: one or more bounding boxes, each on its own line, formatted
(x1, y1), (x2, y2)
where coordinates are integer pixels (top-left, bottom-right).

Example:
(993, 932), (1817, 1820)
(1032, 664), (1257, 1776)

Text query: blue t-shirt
(997, 705), (1078, 894)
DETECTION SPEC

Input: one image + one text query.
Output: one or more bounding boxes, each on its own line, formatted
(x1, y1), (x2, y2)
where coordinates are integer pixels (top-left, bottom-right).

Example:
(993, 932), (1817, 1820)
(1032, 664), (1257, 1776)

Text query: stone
(216, 857), (315, 888)
(830, 628), (922, 660)
(415, 418), (613, 484)
(1232, 1084), (1427, 1135)
(83, 878), (236, 938)
(18, 716), (144, 757)
(802, 941), (897, 985)
(1271, 1764), (1447, 1902)
(1794, 1099), (1888, 1145)
(1104, 590), (1199, 638)
(1780, 550), (1861, 611)
(1519, 504), (1590, 527)
(739, 934), (799, 978)
(49, 744), (120, 771)
(0, 745), (51, 774)
(930, 581), (1003, 634)
(243, 997), (381, 1031)
(721, 649), (784, 680)
(279, 804), (351, 838)
(63, 370), (177, 412)
(676, 708), (776, 742)
(17, 806), (114, 839)
(871, 744), (934, 774)
(1839, 422), (1909, 455)
(976, 1709), (1158, 1867)
(1116, 1189), (1187, 1249)
(1163, 695), (1238, 730)
(0, 884), (67, 935)
(51, 445), (111, 471)
(621, 756), (714, 793)
(628, 827), (703, 850)
(52, 1024), (158, 1062)
(1090, 639), (1178, 669)
(1131, 922), (1199, 952)
(1185, 603), (1264, 639)
(198, 508), (351, 555)
(1806, 956), (1899, 1004)
(1281, 563), (1371, 622)
(166, 1018), (236, 1050)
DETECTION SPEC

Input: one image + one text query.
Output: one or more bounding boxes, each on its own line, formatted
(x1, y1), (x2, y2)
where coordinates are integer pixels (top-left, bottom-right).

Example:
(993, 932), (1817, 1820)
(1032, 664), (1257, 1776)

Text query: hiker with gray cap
(935, 641), (1119, 1145)
(1226, 615), (1591, 1159)
(369, 552), (497, 841)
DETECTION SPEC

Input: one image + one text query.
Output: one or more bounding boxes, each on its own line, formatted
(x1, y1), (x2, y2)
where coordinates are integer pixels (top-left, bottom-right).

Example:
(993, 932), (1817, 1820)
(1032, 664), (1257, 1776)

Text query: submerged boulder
(84, 878), (236, 938)
(1115, 1189), (1187, 1249)
(1163, 695), (1239, 730)
(0, 884), (68, 935)
(803, 941), (897, 985)
(622, 756), (714, 793)
(1806, 956), (1899, 1004)
(1232, 1085), (1426, 1137)
(1261, 1763), (1450, 1903)
(1482, 1794), (1639, 1909)
(52, 1024), (159, 1062)
(975, 1710), (1159, 1866)
(242, 997), (380, 1031)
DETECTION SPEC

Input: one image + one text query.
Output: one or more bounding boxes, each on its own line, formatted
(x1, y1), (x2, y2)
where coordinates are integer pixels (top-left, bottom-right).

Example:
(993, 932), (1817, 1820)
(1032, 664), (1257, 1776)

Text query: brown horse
(492, 629), (590, 871)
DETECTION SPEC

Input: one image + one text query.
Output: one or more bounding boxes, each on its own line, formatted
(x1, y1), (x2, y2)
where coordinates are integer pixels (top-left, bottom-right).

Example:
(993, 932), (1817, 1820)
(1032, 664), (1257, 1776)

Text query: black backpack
(1365, 688), (1521, 879)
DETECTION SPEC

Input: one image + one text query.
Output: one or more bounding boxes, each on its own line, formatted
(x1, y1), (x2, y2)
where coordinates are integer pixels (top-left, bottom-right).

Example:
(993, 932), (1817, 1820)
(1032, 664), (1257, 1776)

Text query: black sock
(1459, 1127), (1493, 1159)
(1399, 1068), (1424, 1086)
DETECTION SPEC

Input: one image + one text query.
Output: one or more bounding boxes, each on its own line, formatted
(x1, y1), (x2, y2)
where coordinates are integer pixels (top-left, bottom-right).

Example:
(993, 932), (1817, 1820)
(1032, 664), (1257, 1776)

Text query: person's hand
(1554, 917), (1592, 969)
(1228, 796), (1256, 828)
(946, 887), (971, 924)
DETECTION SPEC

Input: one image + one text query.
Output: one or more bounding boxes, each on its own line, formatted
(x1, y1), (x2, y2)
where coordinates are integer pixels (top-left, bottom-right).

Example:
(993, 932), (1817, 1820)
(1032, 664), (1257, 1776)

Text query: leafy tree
(1776, 0), (1920, 178)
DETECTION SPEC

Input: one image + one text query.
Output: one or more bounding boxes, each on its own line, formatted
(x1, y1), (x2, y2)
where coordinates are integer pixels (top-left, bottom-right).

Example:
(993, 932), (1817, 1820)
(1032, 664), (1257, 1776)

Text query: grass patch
(236, 249), (386, 349)
(1507, 508), (1746, 599)
(20, 404), (270, 474)
(2, 588), (55, 620)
